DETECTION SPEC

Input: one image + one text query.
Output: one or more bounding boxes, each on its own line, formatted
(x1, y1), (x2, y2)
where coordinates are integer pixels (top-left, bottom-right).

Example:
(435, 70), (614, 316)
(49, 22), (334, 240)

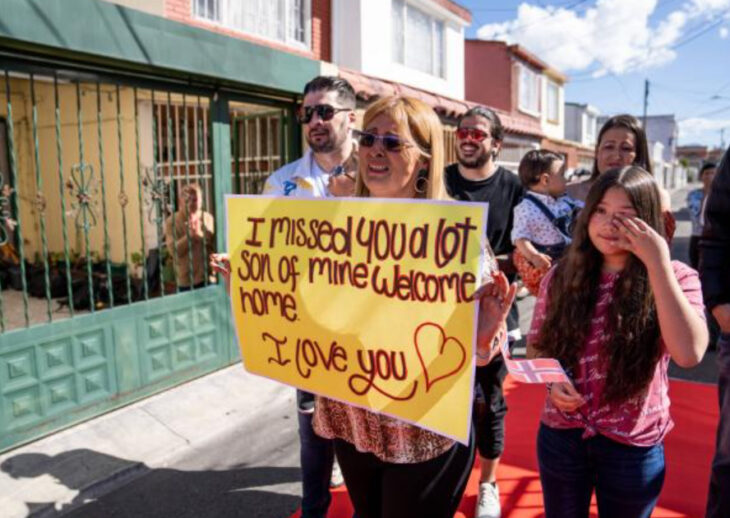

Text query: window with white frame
(392, 0), (445, 78)
(546, 80), (560, 123)
(193, 0), (311, 49)
(518, 64), (540, 114)
(585, 114), (597, 143)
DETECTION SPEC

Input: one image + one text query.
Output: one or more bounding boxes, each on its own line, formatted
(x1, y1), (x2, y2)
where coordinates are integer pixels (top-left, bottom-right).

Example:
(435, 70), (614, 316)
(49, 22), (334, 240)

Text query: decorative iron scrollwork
(142, 166), (171, 225)
(67, 163), (98, 230)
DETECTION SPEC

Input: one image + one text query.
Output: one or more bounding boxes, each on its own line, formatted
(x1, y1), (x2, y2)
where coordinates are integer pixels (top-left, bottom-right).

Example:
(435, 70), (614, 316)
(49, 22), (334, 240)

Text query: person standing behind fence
(164, 183), (215, 291)
(443, 106), (523, 518)
(687, 162), (716, 269)
(529, 166), (707, 518)
(260, 75), (357, 518)
(702, 145), (730, 518)
(567, 114), (676, 241)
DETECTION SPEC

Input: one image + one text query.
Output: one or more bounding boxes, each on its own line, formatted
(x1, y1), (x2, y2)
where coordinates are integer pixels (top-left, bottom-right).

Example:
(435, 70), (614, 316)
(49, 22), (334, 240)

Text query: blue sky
(459, 0), (730, 148)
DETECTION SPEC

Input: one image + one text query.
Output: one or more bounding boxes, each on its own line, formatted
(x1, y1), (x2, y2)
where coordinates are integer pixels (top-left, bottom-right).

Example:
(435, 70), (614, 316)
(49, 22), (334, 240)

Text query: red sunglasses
(456, 127), (490, 142)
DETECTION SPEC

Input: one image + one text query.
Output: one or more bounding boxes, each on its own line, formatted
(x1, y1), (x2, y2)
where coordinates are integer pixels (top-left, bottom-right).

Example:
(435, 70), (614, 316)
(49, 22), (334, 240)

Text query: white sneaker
(330, 459), (344, 488)
(476, 482), (501, 518)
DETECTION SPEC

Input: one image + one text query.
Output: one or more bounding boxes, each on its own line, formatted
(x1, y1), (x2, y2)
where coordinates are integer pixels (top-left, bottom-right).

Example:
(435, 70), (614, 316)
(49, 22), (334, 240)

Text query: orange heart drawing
(414, 322), (466, 393)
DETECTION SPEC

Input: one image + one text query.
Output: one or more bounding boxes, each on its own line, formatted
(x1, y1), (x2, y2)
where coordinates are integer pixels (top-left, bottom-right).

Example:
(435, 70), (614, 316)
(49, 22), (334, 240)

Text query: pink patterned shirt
(528, 261), (705, 447)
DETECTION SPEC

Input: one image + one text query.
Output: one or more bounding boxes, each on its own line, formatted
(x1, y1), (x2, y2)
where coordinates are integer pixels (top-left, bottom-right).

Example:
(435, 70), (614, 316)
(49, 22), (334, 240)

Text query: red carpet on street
(289, 377), (718, 518)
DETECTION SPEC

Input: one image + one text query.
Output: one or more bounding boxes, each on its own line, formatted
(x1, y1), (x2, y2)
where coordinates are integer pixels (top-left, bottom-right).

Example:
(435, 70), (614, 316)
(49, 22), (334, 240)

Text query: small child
(511, 150), (582, 295)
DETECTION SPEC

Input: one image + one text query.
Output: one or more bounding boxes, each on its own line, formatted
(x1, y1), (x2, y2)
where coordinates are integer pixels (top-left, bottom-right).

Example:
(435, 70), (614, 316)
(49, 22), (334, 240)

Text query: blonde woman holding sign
(310, 96), (514, 518)
(213, 96), (515, 518)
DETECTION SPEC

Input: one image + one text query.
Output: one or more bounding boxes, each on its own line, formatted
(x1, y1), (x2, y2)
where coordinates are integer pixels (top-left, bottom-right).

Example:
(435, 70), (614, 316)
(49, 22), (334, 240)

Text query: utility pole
(722, 128), (726, 149)
(642, 79), (649, 130)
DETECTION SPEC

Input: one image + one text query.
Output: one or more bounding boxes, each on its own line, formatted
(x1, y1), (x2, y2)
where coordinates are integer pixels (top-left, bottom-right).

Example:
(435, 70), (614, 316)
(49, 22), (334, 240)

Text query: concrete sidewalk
(0, 364), (292, 517)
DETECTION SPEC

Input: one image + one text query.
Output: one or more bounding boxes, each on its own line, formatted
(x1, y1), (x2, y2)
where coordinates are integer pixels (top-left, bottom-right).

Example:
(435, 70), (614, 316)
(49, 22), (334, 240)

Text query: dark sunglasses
(456, 127), (490, 142)
(297, 104), (351, 124)
(354, 130), (411, 152)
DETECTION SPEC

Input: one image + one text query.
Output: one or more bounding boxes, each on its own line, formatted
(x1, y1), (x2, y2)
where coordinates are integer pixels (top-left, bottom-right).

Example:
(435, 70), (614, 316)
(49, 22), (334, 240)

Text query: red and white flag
(500, 339), (570, 384)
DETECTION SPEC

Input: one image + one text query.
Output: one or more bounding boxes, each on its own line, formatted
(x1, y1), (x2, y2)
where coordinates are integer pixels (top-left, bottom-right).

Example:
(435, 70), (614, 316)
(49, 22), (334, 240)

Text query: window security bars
(0, 69), (218, 332)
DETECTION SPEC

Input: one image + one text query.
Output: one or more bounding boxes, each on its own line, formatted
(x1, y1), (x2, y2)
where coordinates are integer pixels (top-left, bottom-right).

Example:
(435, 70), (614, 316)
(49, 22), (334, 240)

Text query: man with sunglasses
(444, 106), (524, 518)
(262, 76), (357, 518)
(264, 76), (357, 199)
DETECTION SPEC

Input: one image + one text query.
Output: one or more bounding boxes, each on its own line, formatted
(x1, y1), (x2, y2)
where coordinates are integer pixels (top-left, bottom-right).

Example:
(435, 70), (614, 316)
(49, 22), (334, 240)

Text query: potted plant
(130, 251), (145, 280)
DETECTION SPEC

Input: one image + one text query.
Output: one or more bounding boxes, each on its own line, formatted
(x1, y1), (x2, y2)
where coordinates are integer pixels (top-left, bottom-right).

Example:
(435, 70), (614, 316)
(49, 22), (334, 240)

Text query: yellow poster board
(226, 196), (487, 443)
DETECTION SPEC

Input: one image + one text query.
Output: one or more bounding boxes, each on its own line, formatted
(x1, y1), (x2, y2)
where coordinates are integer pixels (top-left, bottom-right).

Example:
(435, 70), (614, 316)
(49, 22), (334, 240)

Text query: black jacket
(700, 147), (730, 310)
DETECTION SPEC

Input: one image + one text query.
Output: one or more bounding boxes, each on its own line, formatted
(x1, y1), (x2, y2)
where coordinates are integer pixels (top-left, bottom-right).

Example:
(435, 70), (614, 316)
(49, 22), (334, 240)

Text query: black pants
(474, 353), (509, 459)
(333, 431), (475, 518)
(689, 235), (701, 269)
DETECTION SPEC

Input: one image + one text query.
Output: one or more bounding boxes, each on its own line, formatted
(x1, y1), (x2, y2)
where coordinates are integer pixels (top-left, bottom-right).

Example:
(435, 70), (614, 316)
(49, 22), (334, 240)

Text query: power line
(694, 104), (730, 119)
(651, 82), (730, 98)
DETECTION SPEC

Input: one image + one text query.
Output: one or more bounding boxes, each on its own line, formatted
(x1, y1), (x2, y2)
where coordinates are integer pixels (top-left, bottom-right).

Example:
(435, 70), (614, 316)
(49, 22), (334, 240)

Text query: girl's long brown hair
(533, 167), (664, 403)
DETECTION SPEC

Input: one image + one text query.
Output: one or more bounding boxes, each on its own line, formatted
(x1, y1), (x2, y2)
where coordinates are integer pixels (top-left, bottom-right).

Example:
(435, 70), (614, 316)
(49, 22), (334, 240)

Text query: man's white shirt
(262, 149), (332, 198)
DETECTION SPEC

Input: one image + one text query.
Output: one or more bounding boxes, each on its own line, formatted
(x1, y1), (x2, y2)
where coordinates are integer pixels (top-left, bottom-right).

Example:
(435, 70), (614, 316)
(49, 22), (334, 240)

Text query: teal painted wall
(0, 286), (237, 452)
(0, 0), (320, 96)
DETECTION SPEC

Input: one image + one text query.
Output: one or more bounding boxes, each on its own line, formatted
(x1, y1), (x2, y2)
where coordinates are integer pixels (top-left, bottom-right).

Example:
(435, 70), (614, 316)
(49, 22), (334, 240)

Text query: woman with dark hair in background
(567, 114), (676, 240)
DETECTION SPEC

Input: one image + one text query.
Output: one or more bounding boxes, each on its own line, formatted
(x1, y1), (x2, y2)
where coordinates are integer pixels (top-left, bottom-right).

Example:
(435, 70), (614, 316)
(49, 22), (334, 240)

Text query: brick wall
(164, 0), (330, 61)
(312, 0), (331, 62)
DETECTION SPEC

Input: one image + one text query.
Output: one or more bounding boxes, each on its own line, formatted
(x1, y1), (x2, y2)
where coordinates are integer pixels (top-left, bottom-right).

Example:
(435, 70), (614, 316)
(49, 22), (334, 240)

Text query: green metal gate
(0, 58), (298, 452)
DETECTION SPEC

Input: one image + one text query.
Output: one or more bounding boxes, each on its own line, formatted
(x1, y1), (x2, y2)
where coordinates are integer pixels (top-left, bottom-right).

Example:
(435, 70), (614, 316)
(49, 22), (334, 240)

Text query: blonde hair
(355, 96), (446, 200)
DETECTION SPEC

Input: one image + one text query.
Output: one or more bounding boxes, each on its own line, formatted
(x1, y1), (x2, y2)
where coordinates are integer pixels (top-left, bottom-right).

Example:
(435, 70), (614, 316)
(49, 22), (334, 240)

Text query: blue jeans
(297, 391), (335, 518)
(537, 424), (665, 518)
(707, 333), (730, 518)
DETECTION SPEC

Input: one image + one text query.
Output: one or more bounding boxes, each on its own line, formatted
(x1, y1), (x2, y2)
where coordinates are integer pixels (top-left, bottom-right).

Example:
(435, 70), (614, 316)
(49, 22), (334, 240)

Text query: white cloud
(721, 27), (729, 38)
(679, 117), (730, 139)
(689, 0), (730, 15)
(475, 0), (730, 76)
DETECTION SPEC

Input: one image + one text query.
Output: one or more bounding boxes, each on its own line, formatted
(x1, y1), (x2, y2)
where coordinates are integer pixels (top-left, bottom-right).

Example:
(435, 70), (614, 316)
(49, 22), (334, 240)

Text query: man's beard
(307, 132), (336, 153)
(457, 148), (490, 169)
(307, 121), (347, 153)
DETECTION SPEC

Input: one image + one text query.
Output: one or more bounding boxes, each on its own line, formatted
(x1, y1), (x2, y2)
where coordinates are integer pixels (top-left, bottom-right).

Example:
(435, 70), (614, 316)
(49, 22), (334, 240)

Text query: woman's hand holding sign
(209, 253), (231, 293)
